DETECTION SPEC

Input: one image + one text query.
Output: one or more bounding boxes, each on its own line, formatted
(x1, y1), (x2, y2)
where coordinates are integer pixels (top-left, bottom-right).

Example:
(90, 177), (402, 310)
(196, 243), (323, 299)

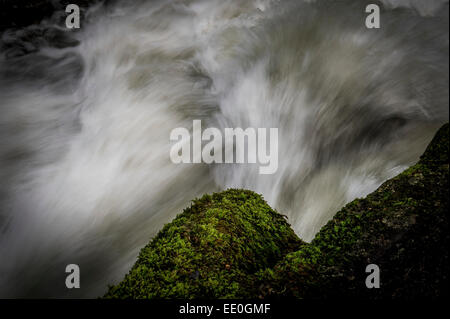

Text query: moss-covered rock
(104, 189), (303, 298)
(257, 123), (449, 299)
(105, 123), (448, 299)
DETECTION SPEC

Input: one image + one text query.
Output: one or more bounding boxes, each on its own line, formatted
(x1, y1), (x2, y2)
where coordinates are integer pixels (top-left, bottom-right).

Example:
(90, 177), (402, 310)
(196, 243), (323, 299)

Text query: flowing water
(0, 0), (448, 297)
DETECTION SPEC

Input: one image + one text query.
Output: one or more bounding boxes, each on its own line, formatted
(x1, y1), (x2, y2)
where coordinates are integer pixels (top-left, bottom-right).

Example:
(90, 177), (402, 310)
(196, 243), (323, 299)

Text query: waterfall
(0, 0), (448, 297)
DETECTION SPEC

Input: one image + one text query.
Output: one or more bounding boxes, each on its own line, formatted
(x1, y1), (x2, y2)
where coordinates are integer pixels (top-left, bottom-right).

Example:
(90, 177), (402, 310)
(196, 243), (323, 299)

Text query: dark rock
(258, 123), (449, 299)
(103, 124), (448, 299)
(104, 189), (303, 298)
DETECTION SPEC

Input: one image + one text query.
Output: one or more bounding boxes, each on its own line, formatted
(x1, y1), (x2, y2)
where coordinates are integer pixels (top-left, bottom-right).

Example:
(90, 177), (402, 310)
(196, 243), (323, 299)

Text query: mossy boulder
(104, 189), (303, 298)
(257, 123), (449, 299)
(105, 123), (448, 299)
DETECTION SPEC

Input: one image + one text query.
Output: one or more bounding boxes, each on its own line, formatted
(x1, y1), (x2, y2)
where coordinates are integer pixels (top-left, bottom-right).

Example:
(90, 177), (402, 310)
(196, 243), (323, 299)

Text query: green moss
(104, 189), (303, 299)
(105, 124), (448, 299)
(258, 123), (449, 299)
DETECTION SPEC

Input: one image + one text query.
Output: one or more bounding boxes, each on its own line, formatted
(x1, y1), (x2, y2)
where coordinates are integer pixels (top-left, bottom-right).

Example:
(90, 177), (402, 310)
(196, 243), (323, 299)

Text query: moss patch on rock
(257, 123), (449, 299)
(105, 124), (448, 299)
(104, 189), (303, 298)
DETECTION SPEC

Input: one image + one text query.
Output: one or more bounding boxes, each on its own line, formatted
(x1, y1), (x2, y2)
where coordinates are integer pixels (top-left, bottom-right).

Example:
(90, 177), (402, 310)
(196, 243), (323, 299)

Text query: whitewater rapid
(0, 0), (448, 297)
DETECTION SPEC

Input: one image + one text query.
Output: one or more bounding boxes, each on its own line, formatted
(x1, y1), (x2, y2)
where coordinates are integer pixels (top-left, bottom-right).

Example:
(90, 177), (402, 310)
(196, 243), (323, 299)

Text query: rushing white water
(0, 0), (448, 297)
